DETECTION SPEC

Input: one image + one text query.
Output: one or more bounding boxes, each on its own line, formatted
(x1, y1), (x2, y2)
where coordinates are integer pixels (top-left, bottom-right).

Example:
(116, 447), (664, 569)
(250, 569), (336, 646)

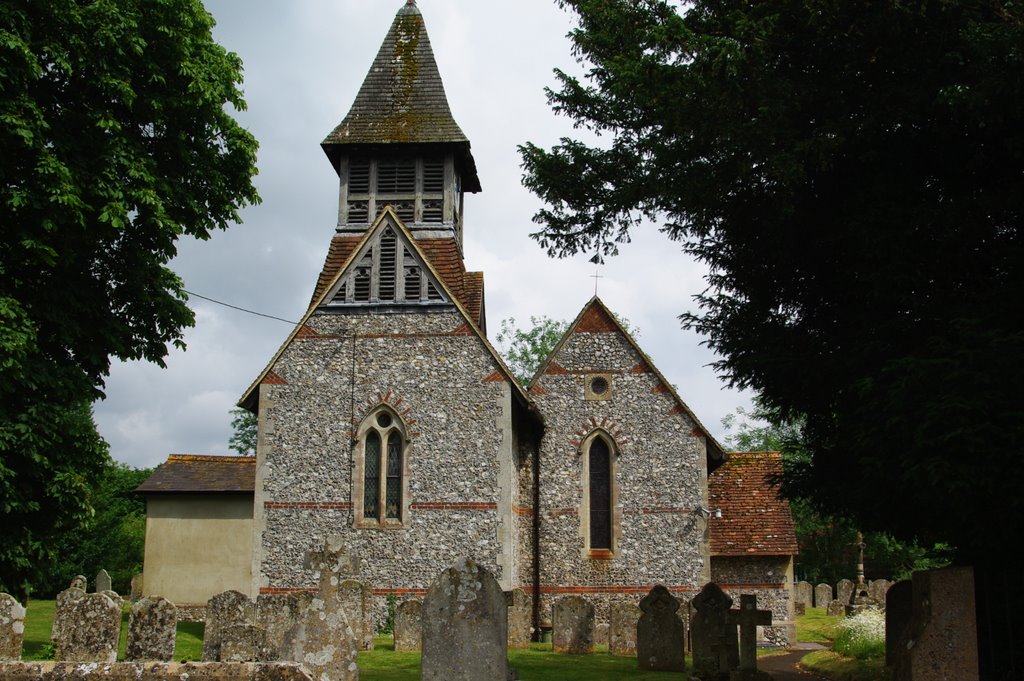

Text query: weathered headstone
(256, 592), (304, 661)
(95, 569), (112, 594)
(594, 622), (609, 647)
(794, 581), (814, 608)
(340, 579), (374, 651)
(794, 601), (806, 616)
(507, 588), (531, 649)
(868, 578), (892, 607)
(101, 590), (124, 613)
(836, 578), (855, 606)
(609, 601), (641, 656)
(288, 541), (360, 681)
(56, 592), (122, 662)
(552, 595), (595, 655)
(0, 592), (27, 661)
(890, 567), (979, 681)
(814, 583), (832, 608)
(690, 582), (739, 679)
(885, 580), (913, 668)
(50, 577), (87, 644)
(129, 573), (144, 602)
(728, 594), (772, 675)
(202, 590), (255, 662)
(637, 585), (686, 672)
(421, 558), (509, 681)
(394, 599), (423, 652)
(126, 595), (177, 661)
(220, 623), (269, 662)
(826, 599), (845, 617)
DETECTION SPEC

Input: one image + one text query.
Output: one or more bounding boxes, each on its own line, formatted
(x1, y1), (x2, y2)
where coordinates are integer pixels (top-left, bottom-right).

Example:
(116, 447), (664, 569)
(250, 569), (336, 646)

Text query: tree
(496, 316), (570, 385)
(229, 407), (258, 456)
(520, 0), (1023, 565)
(0, 0), (260, 597)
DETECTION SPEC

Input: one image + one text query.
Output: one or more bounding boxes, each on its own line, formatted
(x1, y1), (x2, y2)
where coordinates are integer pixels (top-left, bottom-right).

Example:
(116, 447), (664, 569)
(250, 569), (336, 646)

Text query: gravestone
(220, 623), (270, 662)
(56, 592), (121, 662)
(552, 595), (595, 655)
(394, 599), (423, 652)
(507, 588), (531, 649)
(868, 578), (892, 607)
(0, 592), (26, 661)
(836, 578), (855, 606)
(794, 581), (814, 608)
(125, 595), (177, 662)
(340, 579), (374, 651)
(728, 594), (772, 676)
(690, 582), (739, 679)
(794, 601), (806, 616)
(826, 599), (845, 617)
(289, 541), (360, 681)
(101, 590), (124, 612)
(890, 567), (979, 681)
(256, 592), (304, 661)
(421, 558), (510, 681)
(814, 583), (832, 608)
(95, 569), (112, 594)
(637, 585), (686, 672)
(885, 580), (913, 668)
(50, 577), (87, 644)
(594, 622), (609, 647)
(202, 590), (255, 662)
(609, 601), (641, 656)
(129, 573), (143, 602)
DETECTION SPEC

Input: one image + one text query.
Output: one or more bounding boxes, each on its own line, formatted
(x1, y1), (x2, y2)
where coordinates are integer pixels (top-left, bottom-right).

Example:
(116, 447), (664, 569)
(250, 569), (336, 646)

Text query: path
(759, 642), (830, 681)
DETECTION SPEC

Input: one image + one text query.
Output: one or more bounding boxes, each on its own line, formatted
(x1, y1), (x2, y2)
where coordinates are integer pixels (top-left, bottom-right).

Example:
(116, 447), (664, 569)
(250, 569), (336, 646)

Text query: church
(137, 0), (798, 646)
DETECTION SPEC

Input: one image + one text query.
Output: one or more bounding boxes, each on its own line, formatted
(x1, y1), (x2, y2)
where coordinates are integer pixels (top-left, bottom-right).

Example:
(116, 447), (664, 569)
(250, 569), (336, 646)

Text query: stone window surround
(584, 373), (613, 401)
(579, 429), (622, 559)
(352, 405), (412, 529)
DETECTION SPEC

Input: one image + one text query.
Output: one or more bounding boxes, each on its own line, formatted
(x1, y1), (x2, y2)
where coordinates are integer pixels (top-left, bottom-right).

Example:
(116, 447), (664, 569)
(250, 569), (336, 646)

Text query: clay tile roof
(462, 271), (485, 331)
(708, 451), (799, 556)
(310, 235), (363, 308)
(135, 454), (256, 495)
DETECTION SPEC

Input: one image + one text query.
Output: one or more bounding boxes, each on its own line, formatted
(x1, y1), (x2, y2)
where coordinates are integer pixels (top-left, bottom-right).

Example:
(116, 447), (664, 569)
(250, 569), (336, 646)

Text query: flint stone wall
(713, 556), (794, 647)
(256, 312), (522, 603)
(0, 661), (315, 679)
(532, 321), (709, 621)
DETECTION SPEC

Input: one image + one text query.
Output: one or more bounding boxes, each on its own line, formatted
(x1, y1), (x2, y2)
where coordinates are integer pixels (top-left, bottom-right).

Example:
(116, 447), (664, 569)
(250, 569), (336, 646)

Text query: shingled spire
(322, 1), (480, 193)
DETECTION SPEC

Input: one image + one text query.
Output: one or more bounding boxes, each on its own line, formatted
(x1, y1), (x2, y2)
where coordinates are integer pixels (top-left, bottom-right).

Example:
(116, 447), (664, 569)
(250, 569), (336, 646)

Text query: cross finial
(590, 261), (604, 296)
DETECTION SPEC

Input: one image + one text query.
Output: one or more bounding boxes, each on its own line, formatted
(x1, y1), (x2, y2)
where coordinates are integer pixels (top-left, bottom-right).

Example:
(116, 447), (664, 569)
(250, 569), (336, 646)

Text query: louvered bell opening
(348, 201), (369, 223)
(385, 432), (402, 520)
(589, 438), (612, 549)
(349, 160), (370, 193)
(404, 257), (421, 301)
(378, 230), (397, 301)
(422, 198), (443, 223)
(423, 161), (444, 192)
(394, 201), (415, 223)
(426, 281), (443, 301)
(377, 160), (416, 193)
(364, 431), (381, 520)
(353, 268), (371, 302)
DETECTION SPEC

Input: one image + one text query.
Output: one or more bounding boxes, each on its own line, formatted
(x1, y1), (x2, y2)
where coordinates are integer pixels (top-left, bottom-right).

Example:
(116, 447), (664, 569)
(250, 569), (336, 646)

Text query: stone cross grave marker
(507, 588), (531, 649)
(202, 590), (255, 662)
(552, 595), (595, 655)
(394, 599), (423, 652)
(56, 592), (121, 662)
(637, 585), (686, 672)
(690, 582), (739, 678)
(95, 569), (112, 594)
(50, 576), (86, 645)
(340, 579), (374, 651)
(836, 578), (854, 606)
(609, 600), (641, 656)
(421, 558), (510, 681)
(256, 592), (304, 662)
(0, 592), (27, 661)
(794, 581), (813, 609)
(814, 583), (832, 608)
(728, 594), (772, 674)
(293, 541), (360, 681)
(126, 595), (177, 661)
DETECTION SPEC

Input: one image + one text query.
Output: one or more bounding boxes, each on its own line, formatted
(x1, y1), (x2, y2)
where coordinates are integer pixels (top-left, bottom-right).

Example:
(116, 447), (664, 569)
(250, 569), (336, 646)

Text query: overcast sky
(92, 0), (756, 470)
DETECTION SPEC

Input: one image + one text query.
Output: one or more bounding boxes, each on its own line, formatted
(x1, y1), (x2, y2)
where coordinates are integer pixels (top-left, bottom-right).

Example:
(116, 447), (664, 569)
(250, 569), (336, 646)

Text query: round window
(376, 412), (393, 428)
(590, 376), (609, 396)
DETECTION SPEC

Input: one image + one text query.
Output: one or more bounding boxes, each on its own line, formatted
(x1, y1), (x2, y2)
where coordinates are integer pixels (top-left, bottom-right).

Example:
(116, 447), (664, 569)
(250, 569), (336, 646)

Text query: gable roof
(135, 455), (255, 495)
(529, 296), (727, 470)
(239, 207), (527, 414)
(309, 233), (485, 328)
(708, 451), (799, 556)
(321, 1), (480, 192)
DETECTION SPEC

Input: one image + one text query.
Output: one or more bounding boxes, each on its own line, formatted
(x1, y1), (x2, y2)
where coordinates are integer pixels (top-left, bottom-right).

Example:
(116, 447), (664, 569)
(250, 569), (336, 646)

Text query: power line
(183, 289), (299, 325)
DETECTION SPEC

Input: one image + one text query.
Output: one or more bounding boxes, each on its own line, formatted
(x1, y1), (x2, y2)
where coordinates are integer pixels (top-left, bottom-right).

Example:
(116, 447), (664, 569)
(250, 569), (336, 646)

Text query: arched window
(357, 408), (407, 526)
(583, 432), (617, 555)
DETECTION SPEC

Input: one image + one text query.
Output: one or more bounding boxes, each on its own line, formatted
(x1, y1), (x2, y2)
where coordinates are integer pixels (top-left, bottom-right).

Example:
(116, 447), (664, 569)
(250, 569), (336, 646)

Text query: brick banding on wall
(409, 502), (497, 511)
(264, 501), (354, 510)
(530, 585), (698, 595)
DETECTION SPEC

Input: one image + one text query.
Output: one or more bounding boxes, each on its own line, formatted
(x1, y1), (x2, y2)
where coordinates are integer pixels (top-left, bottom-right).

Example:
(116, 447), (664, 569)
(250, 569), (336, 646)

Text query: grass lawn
(798, 606), (839, 642)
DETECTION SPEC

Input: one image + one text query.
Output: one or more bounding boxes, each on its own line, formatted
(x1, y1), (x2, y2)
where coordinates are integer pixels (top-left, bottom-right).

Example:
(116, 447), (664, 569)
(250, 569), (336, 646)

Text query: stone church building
(138, 1), (798, 645)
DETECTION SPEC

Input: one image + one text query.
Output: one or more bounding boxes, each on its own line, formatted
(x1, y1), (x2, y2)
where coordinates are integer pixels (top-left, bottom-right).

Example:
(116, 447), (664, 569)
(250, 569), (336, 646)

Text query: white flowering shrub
(833, 607), (886, 659)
